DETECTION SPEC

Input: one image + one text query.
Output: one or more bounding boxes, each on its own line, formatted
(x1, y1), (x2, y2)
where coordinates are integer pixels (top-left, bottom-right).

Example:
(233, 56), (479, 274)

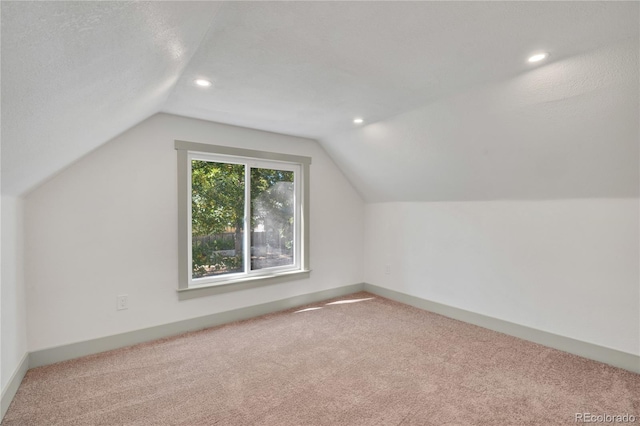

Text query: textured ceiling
(1, 1), (638, 198)
(326, 38), (639, 202)
(1, 1), (221, 195)
(163, 1), (639, 138)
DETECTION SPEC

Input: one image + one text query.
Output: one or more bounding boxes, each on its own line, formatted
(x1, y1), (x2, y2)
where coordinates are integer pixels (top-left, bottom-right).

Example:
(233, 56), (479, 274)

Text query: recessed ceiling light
(527, 52), (548, 63)
(353, 118), (364, 124)
(195, 79), (212, 87)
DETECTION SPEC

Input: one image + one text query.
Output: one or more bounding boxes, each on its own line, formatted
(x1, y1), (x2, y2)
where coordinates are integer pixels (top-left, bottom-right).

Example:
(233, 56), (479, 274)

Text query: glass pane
(191, 160), (245, 279)
(251, 168), (295, 270)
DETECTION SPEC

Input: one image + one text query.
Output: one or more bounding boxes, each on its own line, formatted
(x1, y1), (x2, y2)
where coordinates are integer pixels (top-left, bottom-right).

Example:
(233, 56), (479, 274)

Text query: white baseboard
(363, 283), (640, 374)
(1, 352), (29, 420)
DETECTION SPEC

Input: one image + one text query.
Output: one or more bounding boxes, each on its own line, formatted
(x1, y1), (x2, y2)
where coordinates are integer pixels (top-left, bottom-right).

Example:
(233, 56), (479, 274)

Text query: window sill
(177, 270), (311, 300)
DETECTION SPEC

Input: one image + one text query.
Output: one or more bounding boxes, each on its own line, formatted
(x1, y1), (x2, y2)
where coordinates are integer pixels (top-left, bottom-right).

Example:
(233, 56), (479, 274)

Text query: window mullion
(178, 143), (311, 292)
(243, 164), (251, 275)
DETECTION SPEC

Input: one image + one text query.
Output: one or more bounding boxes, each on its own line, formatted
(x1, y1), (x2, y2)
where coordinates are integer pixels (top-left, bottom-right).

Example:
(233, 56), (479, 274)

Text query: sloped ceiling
(1, 1), (221, 195)
(2, 1), (638, 199)
(326, 38), (639, 202)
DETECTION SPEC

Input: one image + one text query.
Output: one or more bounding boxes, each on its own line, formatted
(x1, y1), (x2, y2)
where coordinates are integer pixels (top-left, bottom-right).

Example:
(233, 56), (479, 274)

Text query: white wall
(16, 39), (639, 369)
(1, 196), (27, 392)
(24, 113), (364, 351)
(324, 38), (640, 359)
(364, 199), (639, 355)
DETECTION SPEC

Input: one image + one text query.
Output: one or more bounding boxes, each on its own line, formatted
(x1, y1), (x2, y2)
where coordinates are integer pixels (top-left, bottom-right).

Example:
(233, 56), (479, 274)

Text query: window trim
(187, 152), (302, 287)
(175, 140), (311, 296)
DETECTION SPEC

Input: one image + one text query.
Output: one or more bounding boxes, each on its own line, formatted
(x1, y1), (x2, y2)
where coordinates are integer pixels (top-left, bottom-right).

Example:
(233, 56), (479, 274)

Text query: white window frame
(175, 141), (311, 299)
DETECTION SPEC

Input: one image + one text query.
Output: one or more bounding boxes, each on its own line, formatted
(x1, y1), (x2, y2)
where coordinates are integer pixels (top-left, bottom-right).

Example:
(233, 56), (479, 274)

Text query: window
(176, 141), (310, 295)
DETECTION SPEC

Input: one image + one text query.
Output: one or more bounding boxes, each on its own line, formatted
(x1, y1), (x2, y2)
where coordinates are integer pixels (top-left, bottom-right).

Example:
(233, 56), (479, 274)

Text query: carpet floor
(3, 292), (639, 425)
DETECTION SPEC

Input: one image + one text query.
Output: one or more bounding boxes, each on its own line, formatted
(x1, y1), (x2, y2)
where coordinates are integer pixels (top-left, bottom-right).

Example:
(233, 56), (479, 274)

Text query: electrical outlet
(385, 265), (391, 275)
(116, 294), (128, 311)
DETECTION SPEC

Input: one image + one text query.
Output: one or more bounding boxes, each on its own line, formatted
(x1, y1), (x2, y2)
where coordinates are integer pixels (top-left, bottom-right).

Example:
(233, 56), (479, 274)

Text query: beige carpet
(3, 292), (639, 425)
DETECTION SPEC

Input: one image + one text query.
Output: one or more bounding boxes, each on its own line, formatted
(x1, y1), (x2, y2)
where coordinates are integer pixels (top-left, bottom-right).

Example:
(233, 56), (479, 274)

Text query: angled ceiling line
(158, 2), (226, 114)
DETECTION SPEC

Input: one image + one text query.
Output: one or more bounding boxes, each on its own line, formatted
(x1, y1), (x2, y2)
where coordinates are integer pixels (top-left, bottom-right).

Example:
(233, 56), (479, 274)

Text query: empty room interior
(1, 1), (639, 425)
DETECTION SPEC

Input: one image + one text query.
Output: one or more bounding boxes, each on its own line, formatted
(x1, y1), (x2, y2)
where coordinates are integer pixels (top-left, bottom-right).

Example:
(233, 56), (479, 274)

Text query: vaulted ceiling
(2, 1), (638, 199)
